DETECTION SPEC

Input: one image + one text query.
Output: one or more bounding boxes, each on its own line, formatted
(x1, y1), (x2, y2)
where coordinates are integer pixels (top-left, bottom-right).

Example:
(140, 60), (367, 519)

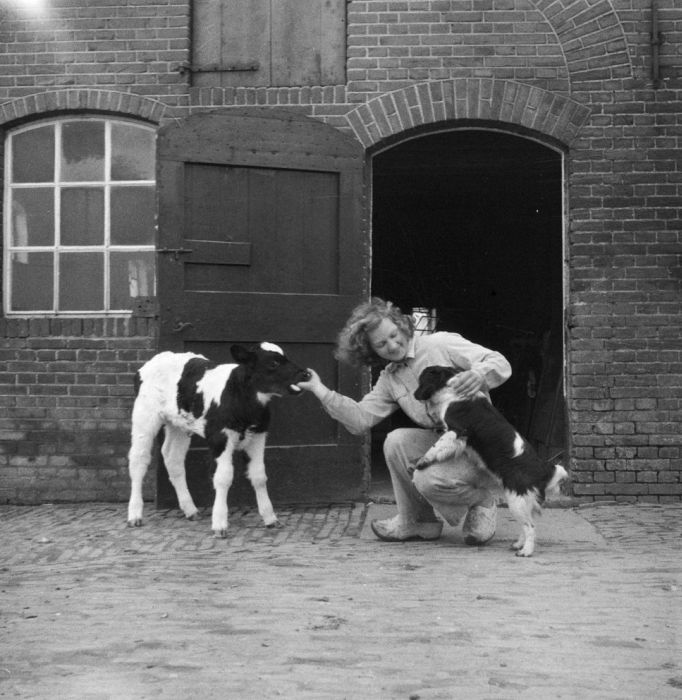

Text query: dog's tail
(546, 463), (568, 496)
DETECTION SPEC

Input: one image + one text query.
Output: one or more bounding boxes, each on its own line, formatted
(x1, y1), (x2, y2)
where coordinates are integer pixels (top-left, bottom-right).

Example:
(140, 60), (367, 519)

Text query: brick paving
(0, 503), (366, 567)
(0, 502), (680, 699)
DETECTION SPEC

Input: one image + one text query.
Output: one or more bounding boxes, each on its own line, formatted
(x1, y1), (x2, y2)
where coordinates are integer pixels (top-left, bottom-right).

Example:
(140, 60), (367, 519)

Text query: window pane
(11, 251), (53, 311)
(59, 252), (103, 311)
(60, 188), (104, 245)
(110, 251), (156, 309)
(11, 188), (54, 246)
(12, 125), (55, 183)
(110, 186), (155, 245)
(61, 121), (104, 181)
(111, 124), (155, 180)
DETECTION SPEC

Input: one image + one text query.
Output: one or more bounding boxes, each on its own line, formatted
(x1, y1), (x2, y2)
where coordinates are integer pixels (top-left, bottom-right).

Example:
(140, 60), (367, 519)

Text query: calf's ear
(230, 344), (255, 364)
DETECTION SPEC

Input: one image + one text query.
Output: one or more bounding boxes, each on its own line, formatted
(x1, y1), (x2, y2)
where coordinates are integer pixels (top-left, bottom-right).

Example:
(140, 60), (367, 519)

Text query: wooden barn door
(155, 108), (367, 507)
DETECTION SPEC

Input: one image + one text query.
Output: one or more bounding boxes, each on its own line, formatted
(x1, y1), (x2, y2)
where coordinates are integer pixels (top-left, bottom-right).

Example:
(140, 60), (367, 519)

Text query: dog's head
(414, 365), (461, 402)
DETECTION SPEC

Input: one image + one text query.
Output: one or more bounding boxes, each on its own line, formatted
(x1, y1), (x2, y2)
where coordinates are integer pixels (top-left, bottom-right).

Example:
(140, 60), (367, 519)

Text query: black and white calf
(414, 365), (568, 557)
(127, 342), (310, 538)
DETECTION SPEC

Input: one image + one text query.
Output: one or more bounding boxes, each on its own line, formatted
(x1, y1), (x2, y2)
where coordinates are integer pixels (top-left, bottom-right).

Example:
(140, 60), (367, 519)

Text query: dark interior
(370, 128), (566, 483)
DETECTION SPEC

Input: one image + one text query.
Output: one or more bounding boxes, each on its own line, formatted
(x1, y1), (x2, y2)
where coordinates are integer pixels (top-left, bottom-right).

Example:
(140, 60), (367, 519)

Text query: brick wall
(0, 0), (680, 504)
(566, 81), (682, 503)
(345, 0), (571, 97)
(0, 317), (156, 503)
(0, 0), (190, 108)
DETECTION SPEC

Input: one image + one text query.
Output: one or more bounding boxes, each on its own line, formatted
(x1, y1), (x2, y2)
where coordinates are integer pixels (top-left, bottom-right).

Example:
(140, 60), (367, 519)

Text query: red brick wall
(0, 0), (680, 504)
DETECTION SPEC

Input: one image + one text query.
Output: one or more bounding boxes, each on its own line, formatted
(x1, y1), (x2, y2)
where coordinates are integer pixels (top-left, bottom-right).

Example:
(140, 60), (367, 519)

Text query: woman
(298, 298), (512, 544)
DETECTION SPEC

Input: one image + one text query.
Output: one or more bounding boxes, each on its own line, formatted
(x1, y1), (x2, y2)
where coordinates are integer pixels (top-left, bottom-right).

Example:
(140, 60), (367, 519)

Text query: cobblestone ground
(0, 502), (680, 699)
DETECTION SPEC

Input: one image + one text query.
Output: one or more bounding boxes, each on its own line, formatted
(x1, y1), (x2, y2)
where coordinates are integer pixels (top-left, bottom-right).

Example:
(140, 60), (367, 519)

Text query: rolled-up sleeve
(443, 334), (512, 389)
(319, 374), (397, 435)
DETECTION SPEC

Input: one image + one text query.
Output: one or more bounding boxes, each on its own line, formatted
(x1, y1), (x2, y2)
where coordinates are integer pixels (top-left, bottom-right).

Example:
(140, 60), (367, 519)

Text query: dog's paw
(426, 432), (467, 463)
(511, 538), (534, 556)
(415, 456), (433, 470)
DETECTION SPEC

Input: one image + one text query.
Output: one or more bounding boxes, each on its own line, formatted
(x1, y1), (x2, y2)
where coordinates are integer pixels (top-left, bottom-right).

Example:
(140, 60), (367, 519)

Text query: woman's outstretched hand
(296, 368), (330, 401)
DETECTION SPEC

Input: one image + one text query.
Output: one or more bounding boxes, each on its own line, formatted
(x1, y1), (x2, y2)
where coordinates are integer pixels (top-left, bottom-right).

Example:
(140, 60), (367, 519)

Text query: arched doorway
(370, 128), (566, 493)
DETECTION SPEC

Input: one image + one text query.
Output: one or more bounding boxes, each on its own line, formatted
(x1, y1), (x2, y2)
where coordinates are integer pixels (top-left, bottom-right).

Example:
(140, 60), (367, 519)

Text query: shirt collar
(386, 336), (417, 373)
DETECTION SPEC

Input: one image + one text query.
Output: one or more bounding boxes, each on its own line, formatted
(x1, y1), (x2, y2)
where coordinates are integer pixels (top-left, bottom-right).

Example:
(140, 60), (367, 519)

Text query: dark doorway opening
(370, 128), (565, 494)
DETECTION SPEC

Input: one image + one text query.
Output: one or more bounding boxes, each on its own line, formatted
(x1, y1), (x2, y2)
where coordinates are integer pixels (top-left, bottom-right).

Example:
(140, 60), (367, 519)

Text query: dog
(414, 365), (568, 556)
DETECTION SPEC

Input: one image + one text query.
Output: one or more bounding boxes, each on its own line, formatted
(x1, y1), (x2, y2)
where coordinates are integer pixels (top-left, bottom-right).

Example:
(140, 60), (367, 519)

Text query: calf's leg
(211, 436), (236, 538)
(161, 427), (199, 520)
(127, 406), (162, 527)
(244, 432), (280, 528)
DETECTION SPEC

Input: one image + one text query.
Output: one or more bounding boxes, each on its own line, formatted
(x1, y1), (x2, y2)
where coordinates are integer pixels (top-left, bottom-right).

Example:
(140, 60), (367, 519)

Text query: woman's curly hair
(334, 297), (415, 367)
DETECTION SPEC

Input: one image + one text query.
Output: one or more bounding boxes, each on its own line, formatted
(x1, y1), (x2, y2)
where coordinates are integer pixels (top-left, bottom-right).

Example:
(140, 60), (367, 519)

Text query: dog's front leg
(415, 431), (467, 469)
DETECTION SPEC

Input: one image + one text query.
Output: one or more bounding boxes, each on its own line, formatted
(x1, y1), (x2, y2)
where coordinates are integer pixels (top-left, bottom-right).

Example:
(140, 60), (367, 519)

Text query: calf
(414, 365), (568, 557)
(126, 342), (310, 537)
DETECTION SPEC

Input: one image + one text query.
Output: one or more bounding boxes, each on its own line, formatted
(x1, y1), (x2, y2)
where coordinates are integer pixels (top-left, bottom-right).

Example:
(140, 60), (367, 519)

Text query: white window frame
(3, 116), (156, 317)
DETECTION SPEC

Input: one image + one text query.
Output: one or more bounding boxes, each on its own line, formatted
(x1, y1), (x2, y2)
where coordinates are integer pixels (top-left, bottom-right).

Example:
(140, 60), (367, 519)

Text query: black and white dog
(414, 365), (567, 557)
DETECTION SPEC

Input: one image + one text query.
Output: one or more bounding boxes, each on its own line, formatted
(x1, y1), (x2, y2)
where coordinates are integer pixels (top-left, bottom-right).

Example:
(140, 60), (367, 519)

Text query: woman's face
(367, 318), (409, 363)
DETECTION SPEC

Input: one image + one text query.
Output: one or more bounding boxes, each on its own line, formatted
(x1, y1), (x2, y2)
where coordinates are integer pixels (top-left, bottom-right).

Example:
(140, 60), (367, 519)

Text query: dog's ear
(415, 366), (438, 401)
(414, 383), (432, 401)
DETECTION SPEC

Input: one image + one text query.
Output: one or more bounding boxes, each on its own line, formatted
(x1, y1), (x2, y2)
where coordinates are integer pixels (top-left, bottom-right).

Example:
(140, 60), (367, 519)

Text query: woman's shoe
(370, 514), (443, 542)
(462, 503), (497, 545)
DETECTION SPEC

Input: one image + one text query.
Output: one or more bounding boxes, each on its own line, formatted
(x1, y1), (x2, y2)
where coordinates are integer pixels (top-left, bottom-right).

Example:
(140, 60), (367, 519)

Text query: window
(3, 117), (156, 315)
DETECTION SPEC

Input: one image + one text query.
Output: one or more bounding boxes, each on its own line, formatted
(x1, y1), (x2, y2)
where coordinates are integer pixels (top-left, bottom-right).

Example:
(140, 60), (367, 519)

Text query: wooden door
(191, 0), (346, 87)
(156, 108), (367, 506)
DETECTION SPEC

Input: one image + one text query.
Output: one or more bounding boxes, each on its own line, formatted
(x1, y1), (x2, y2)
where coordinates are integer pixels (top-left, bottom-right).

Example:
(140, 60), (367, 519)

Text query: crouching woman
(297, 297), (511, 545)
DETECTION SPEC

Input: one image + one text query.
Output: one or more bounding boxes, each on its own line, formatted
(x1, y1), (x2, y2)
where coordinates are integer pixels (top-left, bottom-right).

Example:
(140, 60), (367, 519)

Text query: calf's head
(231, 342), (311, 398)
(414, 365), (459, 401)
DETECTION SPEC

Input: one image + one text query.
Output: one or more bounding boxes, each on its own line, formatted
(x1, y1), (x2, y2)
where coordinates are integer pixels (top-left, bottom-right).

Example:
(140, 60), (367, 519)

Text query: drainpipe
(651, 0), (663, 88)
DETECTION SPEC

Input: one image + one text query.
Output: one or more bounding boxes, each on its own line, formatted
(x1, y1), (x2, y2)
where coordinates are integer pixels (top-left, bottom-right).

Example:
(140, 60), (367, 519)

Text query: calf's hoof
(127, 518), (143, 528)
(213, 529), (228, 539)
(186, 511), (201, 521)
(266, 519), (283, 529)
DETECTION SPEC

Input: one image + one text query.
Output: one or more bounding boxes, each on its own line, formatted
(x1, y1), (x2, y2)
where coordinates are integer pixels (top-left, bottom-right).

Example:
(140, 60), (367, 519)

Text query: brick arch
(530, 0), (632, 83)
(345, 79), (592, 149)
(0, 89), (167, 127)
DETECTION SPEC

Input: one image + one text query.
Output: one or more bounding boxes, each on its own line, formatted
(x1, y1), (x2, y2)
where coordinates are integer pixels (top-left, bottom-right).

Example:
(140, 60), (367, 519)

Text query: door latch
(158, 247), (193, 261)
